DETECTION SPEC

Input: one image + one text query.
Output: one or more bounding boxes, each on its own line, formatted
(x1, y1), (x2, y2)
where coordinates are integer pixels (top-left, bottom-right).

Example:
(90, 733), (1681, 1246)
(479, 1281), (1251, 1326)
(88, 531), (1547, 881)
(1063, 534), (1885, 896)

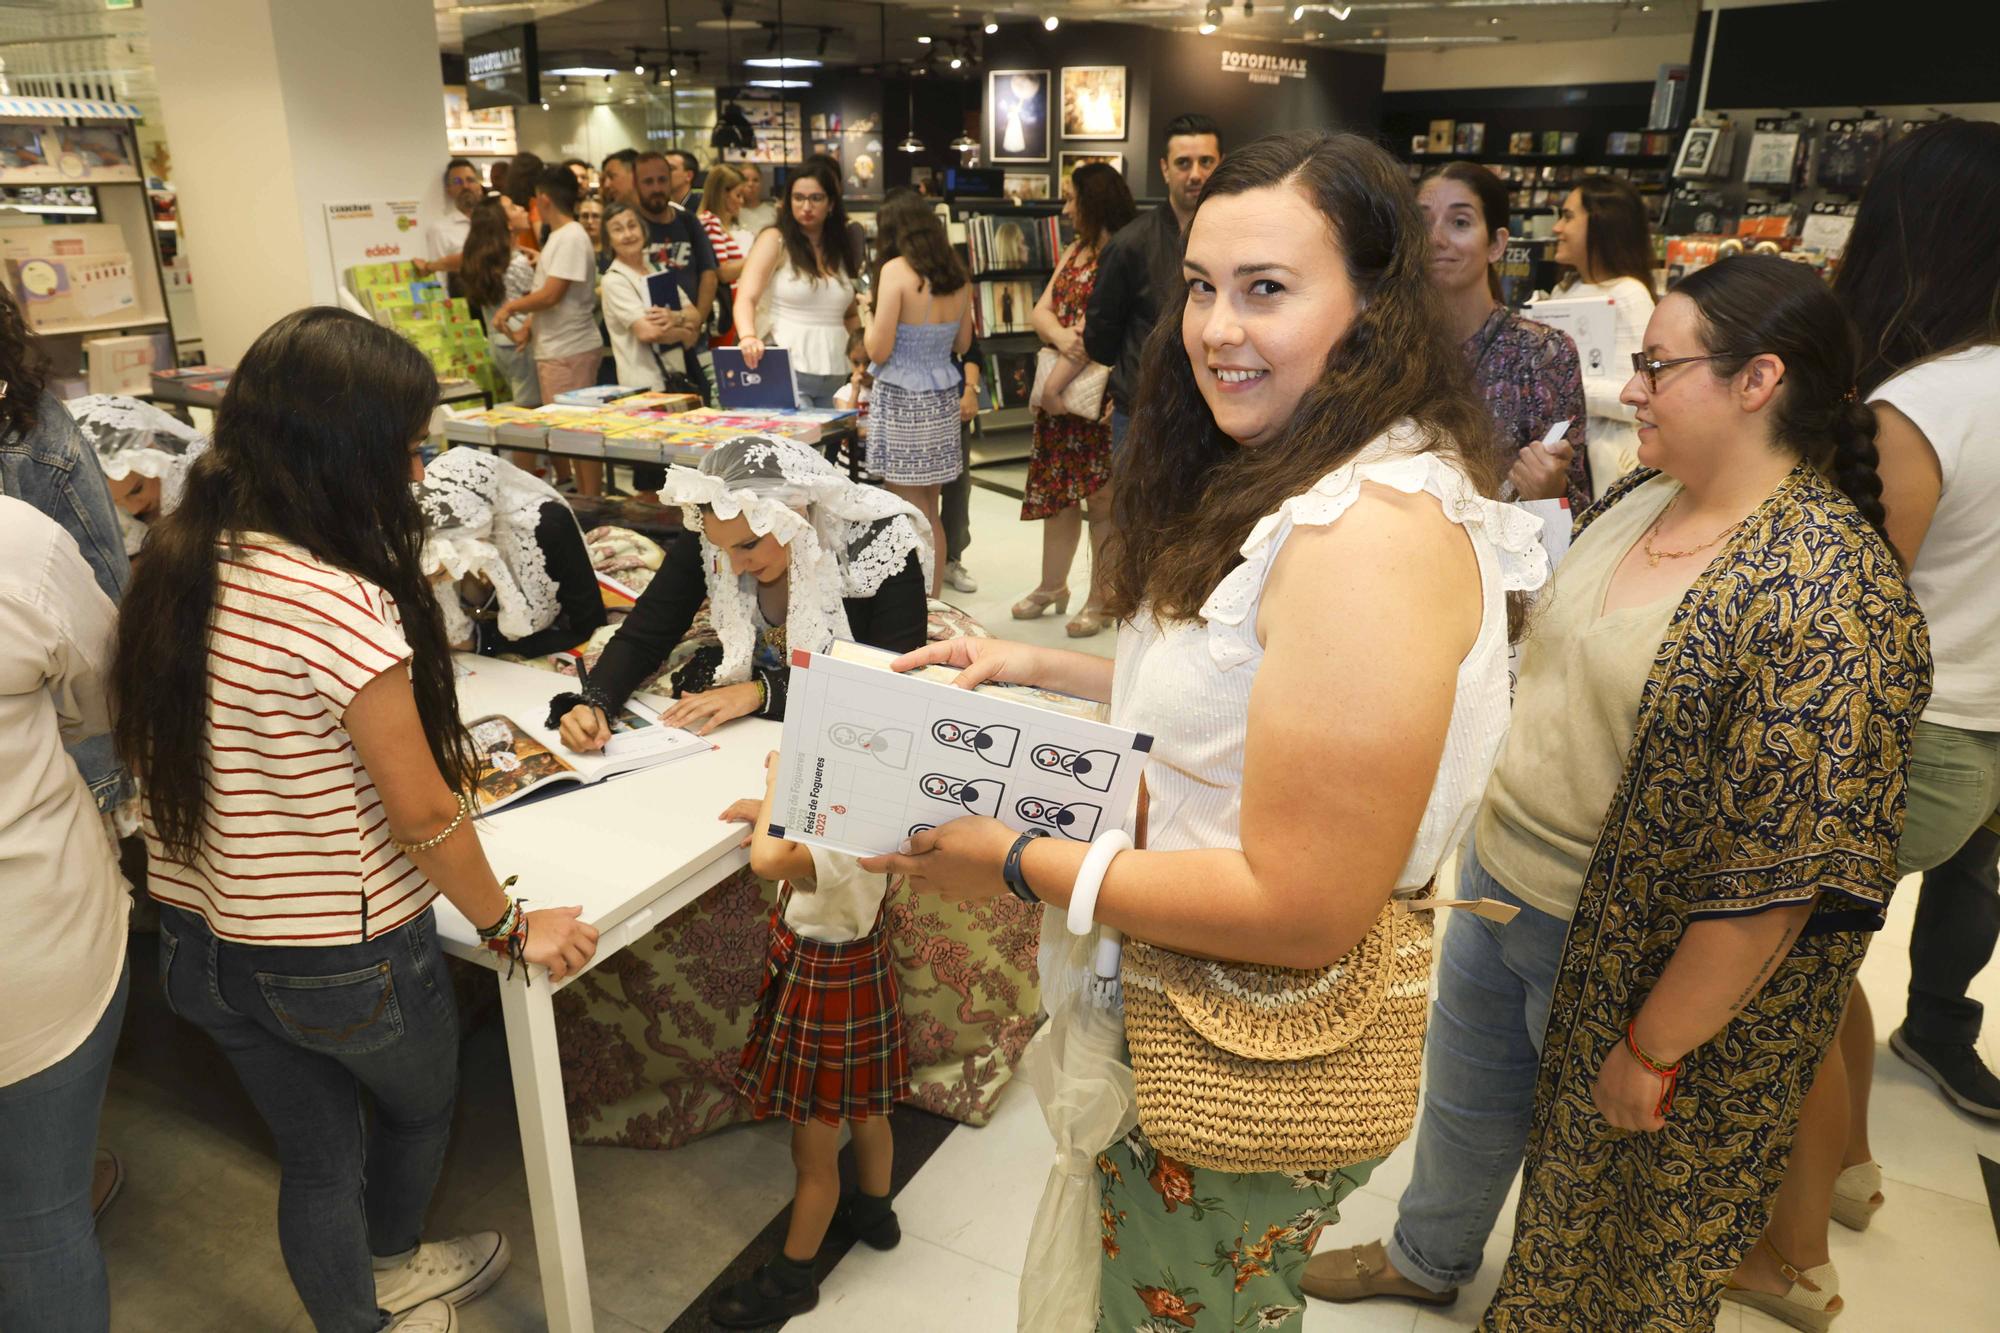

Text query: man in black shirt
(1082, 113), (1222, 464)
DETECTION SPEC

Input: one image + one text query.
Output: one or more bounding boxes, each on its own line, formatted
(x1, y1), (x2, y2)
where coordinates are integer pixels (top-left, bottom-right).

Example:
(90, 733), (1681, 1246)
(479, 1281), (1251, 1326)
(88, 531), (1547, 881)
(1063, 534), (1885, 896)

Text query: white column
(147, 0), (450, 363)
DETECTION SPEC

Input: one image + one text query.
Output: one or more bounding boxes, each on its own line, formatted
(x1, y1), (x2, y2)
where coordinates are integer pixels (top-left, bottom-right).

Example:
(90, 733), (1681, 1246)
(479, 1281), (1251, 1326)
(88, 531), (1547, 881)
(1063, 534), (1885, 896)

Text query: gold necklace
(1642, 492), (1742, 567)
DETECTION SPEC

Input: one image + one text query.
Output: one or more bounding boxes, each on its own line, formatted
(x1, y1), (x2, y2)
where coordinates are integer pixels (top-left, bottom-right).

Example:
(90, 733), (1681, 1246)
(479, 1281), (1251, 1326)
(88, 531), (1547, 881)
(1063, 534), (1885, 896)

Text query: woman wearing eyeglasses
(1457, 257), (1929, 1331)
(731, 160), (861, 409)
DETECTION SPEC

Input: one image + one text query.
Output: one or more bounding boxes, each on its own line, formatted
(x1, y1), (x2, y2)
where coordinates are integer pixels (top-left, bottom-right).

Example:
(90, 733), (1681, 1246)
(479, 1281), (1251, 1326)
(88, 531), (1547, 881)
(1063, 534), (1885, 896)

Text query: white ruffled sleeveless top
(1109, 423), (1549, 892)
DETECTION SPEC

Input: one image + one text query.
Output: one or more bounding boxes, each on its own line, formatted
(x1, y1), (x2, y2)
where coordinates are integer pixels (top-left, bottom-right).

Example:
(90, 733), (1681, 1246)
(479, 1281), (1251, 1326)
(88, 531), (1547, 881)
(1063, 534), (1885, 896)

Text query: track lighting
(918, 34), (932, 44)
(1043, 15), (1059, 31)
(984, 20), (999, 34)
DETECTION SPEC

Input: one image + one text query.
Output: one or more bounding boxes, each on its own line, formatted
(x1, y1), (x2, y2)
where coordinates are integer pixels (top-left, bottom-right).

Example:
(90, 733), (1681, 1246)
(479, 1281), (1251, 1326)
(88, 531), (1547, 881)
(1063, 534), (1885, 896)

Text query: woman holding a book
(863, 132), (1548, 1331)
(1550, 174), (1656, 496)
(1013, 162), (1135, 638)
(1417, 162), (1589, 510)
(550, 435), (929, 744)
(111, 308), (599, 1333)
(732, 160), (862, 409)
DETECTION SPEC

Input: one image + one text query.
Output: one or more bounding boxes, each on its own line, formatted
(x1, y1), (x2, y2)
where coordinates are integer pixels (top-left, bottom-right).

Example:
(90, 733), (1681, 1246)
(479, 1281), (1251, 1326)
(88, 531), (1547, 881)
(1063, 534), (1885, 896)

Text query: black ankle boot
(709, 1254), (819, 1328)
(833, 1191), (901, 1251)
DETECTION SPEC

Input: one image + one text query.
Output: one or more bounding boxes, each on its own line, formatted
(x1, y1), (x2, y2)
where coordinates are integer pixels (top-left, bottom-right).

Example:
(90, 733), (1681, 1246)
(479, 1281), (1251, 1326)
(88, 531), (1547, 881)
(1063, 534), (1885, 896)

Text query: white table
(434, 655), (780, 1333)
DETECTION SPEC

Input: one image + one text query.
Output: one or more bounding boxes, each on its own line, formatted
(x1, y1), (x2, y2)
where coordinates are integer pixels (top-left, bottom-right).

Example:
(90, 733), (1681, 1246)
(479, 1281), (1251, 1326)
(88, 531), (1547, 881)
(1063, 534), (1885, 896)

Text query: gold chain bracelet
(394, 792), (472, 854)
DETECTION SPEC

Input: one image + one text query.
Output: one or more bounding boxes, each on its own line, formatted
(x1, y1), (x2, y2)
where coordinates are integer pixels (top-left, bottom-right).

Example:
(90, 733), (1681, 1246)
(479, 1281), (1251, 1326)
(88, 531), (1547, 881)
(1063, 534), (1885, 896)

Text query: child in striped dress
(712, 750), (908, 1326)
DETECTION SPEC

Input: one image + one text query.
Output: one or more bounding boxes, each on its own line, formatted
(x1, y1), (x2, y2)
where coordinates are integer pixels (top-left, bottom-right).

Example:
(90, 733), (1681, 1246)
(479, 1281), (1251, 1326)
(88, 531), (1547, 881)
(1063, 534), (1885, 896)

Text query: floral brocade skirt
(1097, 1125), (1378, 1332)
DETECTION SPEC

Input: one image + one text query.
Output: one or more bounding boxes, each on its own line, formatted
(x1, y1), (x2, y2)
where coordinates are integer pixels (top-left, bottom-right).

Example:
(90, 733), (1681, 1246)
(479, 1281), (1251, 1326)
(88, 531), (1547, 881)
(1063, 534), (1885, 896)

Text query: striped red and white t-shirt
(143, 535), (434, 945)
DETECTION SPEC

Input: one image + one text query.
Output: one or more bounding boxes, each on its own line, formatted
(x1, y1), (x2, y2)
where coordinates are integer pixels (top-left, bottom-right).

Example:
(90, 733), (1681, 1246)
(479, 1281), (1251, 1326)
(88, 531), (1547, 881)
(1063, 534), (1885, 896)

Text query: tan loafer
(1300, 1239), (1457, 1307)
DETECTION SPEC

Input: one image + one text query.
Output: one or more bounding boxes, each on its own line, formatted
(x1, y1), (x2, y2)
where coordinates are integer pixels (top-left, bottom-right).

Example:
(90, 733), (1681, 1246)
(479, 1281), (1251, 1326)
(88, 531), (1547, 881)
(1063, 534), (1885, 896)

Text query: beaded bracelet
(395, 792), (472, 854)
(1625, 1021), (1684, 1117)
(479, 878), (531, 981)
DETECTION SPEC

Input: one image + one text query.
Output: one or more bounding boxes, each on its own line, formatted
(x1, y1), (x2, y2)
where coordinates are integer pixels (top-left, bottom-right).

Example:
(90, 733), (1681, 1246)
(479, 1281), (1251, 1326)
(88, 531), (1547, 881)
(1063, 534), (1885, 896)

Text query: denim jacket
(0, 390), (132, 813)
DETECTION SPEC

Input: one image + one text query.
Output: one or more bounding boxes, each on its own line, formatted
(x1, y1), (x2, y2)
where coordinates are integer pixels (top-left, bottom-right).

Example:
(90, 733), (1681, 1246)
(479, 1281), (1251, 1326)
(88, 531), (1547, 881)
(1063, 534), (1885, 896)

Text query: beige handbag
(1030, 346), (1110, 420)
(1121, 899), (1434, 1174)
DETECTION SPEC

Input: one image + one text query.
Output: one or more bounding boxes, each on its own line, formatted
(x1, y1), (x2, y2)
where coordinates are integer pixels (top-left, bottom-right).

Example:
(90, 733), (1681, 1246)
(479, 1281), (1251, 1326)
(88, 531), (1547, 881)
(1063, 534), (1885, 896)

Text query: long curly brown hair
(1101, 131), (1498, 624)
(0, 286), (52, 438)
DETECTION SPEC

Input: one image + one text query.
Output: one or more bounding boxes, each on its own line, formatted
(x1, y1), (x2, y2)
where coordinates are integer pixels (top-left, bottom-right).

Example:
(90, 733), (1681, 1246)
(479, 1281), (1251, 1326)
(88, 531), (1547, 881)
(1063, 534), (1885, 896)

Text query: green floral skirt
(1097, 1126), (1378, 1332)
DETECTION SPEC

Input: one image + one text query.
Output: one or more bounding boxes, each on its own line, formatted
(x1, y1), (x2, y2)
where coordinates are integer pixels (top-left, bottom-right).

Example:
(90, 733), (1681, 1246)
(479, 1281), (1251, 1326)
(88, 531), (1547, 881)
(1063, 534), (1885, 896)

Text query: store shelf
(973, 266), (1053, 280)
(35, 314), (169, 337)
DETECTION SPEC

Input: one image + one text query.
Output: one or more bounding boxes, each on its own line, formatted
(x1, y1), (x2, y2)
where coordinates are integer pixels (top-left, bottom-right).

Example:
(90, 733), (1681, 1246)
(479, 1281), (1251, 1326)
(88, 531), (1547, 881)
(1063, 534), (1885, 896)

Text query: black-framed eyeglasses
(1630, 351), (1731, 392)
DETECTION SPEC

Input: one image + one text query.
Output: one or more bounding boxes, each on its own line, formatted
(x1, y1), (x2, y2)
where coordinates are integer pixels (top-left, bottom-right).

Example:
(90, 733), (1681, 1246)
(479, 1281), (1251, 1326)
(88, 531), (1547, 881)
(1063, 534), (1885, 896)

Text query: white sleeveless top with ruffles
(1108, 424), (1549, 891)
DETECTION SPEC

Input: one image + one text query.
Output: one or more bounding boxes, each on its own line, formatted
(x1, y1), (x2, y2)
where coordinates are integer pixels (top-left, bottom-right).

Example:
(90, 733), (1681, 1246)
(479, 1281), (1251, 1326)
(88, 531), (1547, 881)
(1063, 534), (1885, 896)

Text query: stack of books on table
(441, 399), (857, 464)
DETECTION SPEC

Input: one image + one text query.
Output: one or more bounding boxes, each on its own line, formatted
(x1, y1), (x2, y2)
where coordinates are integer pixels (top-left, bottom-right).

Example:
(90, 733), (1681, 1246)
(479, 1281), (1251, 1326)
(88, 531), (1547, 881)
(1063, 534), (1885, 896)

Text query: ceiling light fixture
(949, 53), (963, 69)
(634, 60), (646, 74)
(918, 34), (932, 44)
(749, 78), (811, 87)
(1201, 4), (1222, 33)
(1290, 3), (1352, 20)
(1043, 15), (1060, 31)
(545, 65), (619, 78)
(540, 99), (550, 110)
(984, 20), (999, 34)
(1244, 1), (1255, 16)
(745, 56), (823, 67)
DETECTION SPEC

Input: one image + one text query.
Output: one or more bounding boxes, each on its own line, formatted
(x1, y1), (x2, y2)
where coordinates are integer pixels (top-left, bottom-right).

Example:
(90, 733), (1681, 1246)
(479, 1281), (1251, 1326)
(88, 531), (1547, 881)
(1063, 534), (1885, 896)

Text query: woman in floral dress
(1013, 162), (1136, 638)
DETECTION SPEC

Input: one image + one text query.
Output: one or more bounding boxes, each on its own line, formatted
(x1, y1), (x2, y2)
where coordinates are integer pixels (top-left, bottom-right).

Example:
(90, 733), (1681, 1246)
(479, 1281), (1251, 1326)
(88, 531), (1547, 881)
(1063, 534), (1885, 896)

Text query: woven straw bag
(1121, 901), (1434, 1173)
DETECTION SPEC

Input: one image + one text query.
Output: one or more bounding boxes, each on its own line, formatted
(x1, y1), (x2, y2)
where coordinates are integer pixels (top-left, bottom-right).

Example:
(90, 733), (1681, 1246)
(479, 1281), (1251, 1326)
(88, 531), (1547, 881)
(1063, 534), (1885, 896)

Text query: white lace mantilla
(662, 436), (933, 684)
(67, 393), (205, 493)
(415, 450), (573, 644)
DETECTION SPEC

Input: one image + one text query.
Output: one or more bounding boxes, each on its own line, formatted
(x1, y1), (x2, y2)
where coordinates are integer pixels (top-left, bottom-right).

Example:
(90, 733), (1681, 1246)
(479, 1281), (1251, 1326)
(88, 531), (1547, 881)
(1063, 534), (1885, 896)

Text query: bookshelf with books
(954, 199), (1071, 430)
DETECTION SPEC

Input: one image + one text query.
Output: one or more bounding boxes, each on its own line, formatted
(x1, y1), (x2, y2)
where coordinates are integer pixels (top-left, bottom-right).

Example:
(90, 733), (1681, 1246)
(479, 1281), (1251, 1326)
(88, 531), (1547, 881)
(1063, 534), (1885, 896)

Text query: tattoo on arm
(1729, 917), (1807, 1015)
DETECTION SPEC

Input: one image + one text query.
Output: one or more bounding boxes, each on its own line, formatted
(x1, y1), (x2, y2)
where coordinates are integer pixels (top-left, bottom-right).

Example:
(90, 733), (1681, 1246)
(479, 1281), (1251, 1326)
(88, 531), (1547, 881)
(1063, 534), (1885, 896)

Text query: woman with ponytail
(1461, 255), (1927, 1332)
(111, 308), (597, 1333)
(1829, 118), (2000, 1128)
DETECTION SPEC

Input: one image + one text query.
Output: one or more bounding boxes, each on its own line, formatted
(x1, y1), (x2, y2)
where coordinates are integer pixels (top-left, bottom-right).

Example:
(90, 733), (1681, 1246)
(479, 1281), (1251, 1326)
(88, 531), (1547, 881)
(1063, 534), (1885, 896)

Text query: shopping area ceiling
(440, 0), (1701, 95)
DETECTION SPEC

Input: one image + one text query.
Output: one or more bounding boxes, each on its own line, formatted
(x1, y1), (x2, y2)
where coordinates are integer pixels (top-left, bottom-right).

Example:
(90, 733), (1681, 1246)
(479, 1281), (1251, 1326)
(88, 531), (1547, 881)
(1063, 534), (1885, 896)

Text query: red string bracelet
(1625, 1021), (1684, 1117)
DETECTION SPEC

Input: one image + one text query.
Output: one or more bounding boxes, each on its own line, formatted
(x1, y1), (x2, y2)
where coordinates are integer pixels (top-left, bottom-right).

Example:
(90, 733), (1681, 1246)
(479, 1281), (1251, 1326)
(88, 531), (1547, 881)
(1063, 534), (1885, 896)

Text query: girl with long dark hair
(1418, 161), (1590, 507)
(861, 131), (1547, 1331)
(1464, 256), (1926, 1331)
(1551, 173), (1656, 494)
(731, 160), (861, 407)
(460, 197), (543, 407)
(111, 308), (598, 1333)
(1012, 161), (1137, 636)
(861, 191), (972, 597)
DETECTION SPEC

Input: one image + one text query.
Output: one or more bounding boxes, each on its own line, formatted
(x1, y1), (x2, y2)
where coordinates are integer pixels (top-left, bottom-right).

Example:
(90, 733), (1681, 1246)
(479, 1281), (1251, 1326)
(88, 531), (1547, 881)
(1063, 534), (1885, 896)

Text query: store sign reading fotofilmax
(465, 22), (540, 110)
(1219, 50), (1307, 86)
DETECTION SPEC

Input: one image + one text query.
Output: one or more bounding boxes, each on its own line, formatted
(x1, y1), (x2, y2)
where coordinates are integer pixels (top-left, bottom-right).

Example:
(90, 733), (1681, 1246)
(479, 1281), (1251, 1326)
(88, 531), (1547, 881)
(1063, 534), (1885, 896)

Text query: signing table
(434, 654), (779, 1332)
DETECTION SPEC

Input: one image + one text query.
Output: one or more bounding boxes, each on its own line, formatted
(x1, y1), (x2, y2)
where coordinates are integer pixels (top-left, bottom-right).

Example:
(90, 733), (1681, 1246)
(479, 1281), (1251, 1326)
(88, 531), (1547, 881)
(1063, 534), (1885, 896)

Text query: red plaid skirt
(732, 891), (909, 1126)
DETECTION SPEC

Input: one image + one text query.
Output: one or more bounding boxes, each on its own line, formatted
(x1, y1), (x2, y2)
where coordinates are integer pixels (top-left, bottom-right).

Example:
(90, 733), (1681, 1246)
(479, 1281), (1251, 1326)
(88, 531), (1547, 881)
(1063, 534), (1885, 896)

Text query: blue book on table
(711, 346), (801, 410)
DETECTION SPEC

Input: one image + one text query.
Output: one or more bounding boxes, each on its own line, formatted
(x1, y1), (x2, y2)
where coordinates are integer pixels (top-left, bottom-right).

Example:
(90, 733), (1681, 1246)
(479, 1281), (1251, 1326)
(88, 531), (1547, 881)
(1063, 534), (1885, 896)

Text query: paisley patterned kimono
(1482, 465), (1931, 1331)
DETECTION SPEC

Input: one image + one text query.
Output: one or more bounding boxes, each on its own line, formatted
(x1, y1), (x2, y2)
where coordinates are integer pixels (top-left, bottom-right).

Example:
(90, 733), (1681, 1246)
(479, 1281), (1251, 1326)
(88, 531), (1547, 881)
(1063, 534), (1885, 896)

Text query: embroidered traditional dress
(1482, 466), (1931, 1331)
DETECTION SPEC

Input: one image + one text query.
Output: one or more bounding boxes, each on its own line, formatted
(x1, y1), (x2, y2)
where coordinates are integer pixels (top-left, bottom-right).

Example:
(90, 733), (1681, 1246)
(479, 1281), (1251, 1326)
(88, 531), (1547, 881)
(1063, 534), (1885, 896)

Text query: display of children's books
(1454, 122), (1485, 154)
(769, 640), (1149, 857)
(1508, 131), (1536, 156)
(466, 704), (712, 814)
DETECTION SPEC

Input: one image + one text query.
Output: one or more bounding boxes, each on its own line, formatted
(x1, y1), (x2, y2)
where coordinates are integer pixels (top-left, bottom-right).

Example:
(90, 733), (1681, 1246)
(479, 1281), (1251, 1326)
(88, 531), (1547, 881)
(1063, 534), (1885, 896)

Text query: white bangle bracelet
(1067, 829), (1133, 936)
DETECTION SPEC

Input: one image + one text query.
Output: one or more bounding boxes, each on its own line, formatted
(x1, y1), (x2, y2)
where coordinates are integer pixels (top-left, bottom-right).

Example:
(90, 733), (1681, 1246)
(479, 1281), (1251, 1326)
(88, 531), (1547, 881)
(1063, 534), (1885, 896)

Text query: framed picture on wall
(1003, 172), (1052, 202)
(1059, 150), (1124, 188)
(988, 68), (1051, 164)
(1060, 65), (1126, 141)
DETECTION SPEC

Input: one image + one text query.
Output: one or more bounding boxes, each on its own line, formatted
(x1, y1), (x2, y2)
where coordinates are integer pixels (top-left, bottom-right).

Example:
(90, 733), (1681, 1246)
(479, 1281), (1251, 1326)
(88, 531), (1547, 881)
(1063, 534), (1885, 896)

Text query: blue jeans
(0, 958), (129, 1333)
(1110, 408), (1131, 476)
(1385, 844), (1571, 1294)
(794, 370), (847, 410)
(158, 905), (460, 1333)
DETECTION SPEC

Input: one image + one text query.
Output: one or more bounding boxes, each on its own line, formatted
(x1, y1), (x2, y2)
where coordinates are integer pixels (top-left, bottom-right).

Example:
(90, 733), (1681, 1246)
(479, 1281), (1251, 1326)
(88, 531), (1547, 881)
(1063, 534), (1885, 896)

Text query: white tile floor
(797, 472), (2000, 1330)
(796, 866), (2000, 1332)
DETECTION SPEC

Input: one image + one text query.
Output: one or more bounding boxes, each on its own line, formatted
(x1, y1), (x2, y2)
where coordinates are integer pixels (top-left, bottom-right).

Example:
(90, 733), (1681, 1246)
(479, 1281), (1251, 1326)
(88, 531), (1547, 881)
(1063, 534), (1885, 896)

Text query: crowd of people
(1, 111), (1996, 1333)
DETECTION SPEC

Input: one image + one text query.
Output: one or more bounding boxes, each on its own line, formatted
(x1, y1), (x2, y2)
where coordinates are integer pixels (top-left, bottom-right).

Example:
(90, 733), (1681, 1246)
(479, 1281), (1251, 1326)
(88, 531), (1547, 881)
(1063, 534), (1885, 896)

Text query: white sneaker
(386, 1299), (458, 1332)
(375, 1233), (510, 1316)
(943, 560), (979, 593)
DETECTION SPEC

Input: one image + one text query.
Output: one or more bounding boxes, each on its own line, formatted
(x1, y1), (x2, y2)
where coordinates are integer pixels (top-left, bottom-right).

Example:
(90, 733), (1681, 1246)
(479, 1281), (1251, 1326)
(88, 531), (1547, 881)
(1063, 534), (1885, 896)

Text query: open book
(467, 701), (713, 814)
(770, 640), (1151, 857)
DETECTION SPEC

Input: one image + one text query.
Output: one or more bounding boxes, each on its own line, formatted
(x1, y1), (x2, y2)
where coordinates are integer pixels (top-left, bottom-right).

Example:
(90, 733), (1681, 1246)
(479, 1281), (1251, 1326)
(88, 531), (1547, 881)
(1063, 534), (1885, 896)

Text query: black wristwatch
(1003, 828), (1050, 905)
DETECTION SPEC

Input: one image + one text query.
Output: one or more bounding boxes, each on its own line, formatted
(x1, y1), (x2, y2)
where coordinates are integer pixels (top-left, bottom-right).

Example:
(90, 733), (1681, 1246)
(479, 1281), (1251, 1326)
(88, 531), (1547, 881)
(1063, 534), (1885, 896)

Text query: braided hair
(1674, 255), (1886, 541)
